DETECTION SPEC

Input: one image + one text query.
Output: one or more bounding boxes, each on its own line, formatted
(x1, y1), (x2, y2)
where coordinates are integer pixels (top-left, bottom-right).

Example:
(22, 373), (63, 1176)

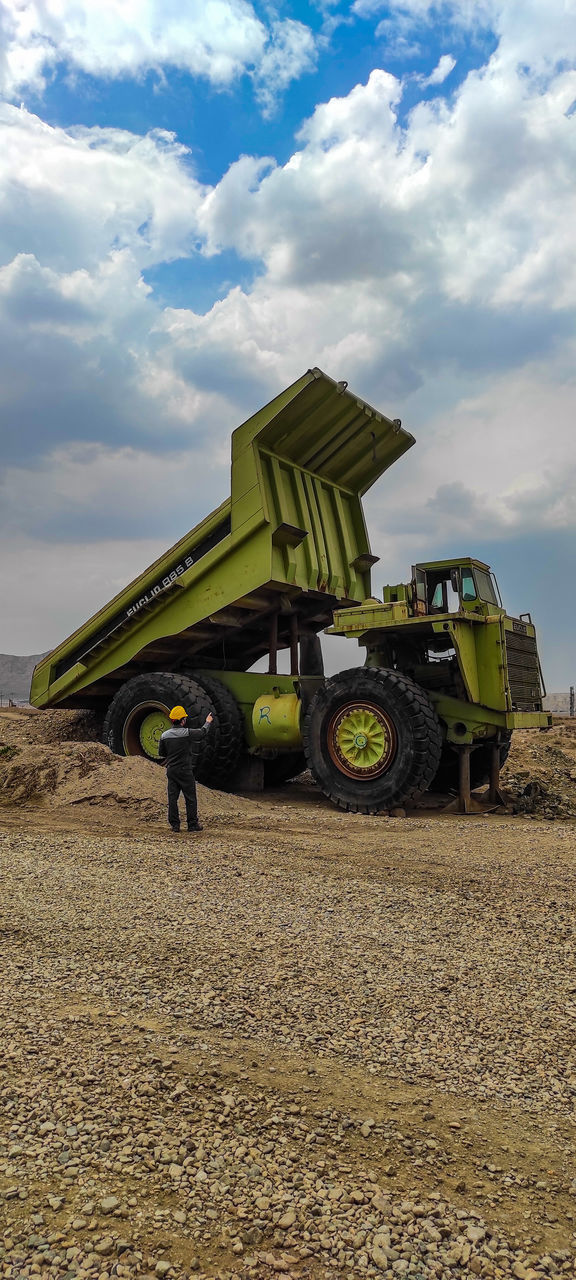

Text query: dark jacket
(158, 722), (209, 772)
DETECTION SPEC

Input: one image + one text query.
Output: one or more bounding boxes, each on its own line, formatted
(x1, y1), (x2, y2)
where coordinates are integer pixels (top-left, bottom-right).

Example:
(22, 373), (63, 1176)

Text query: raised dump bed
(31, 368), (414, 711)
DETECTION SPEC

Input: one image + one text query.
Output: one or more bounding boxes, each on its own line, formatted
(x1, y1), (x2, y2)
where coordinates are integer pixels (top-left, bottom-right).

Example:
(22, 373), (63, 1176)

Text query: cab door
(412, 566), (428, 616)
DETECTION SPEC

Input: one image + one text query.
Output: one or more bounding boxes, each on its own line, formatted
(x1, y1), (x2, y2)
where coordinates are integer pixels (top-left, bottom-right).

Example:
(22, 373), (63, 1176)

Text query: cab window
(474, 568), (498, 605)
(428, 572), (460, 612)
(461, 570), (476, 602)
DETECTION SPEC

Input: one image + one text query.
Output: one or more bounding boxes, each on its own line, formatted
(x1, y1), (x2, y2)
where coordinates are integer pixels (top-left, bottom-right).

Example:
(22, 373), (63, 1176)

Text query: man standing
(158, 705), (213, 833)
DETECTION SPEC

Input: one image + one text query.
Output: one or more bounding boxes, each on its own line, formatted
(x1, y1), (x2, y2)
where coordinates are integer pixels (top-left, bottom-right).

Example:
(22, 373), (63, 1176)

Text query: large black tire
(102, 672), (215, 771)
(431, 733), (513, 795)
(188, 673), (244, 788)
(263, 751), (307, 787)
(303, 667), (442, 814)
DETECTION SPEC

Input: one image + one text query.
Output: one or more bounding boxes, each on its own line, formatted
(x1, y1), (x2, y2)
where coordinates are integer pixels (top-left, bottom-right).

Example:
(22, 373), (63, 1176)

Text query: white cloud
(0, 104), (205, 271)
(253, 19), (318, 116)
(362, 0), (576, 78)
(192, 55), (576, 321)
(0, 0), (261, 93)
(364, 348), (576, 546)
(365, 0), (496, 60)
(422, 53), (456, 86)
(0, 440), (230, 540)
(0, 536), (170, 654)
(0, 241), (246, 475)
(0, 0), (316, 109)
(197, 70), (408, 275)
(0, 249), (150, 341)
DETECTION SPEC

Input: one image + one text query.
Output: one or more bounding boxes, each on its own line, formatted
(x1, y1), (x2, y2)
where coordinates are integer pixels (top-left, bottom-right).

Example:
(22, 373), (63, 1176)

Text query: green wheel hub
(139, 710), (171, 759)
(122, 701), (171, 759)
(327, 701), (397, 780)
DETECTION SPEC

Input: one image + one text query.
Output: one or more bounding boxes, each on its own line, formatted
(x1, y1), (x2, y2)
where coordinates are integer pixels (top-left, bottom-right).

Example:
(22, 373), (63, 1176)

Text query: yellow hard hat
(169, 705), (187, 720)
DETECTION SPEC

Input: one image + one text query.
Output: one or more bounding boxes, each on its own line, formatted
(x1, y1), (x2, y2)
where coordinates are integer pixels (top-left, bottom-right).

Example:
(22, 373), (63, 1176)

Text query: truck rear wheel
(103, 673), (215, 769)
(303, 667), (442, 814)
(188, 673), (244, 788)
(431, 733), (512, 794)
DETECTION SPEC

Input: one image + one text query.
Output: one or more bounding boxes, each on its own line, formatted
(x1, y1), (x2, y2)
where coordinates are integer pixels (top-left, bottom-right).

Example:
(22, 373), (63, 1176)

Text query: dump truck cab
(411, 558), (502, 617)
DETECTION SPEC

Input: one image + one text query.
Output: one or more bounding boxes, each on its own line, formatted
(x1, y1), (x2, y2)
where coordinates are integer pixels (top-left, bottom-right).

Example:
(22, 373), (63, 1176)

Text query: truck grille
(505, 627), (542, 711)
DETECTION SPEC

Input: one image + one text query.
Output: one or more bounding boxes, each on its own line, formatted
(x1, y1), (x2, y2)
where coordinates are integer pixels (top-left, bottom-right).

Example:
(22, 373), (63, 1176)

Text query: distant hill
(0, 653), (48, 704)
(543, 692), (573, 716)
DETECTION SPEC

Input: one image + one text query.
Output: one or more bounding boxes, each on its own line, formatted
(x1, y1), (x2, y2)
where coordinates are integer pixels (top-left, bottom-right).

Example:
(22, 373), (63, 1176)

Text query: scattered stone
(99, 1195), (120, 1214)
(94, 1236), (114, 1255)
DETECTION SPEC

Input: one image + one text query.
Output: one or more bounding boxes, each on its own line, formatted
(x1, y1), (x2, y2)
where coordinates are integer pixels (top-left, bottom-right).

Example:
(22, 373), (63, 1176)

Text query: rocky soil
(501, 720), (576, 821)
(1, 708), (575, 1280)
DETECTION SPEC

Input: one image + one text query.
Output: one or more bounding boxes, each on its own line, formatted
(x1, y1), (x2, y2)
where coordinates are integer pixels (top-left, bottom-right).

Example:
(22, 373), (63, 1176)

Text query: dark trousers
(166, 767), (198, 829)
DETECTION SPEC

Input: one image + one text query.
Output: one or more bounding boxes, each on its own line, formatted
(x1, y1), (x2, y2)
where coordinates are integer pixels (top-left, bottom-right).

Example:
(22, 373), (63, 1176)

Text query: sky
(0, 0), (575, 689)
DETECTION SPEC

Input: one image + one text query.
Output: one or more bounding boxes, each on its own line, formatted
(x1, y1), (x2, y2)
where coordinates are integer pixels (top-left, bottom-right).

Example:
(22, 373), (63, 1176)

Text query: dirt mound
(502, 718), (576, 819)
(0, 704), (102, 746)
(0, 708), (261, 824)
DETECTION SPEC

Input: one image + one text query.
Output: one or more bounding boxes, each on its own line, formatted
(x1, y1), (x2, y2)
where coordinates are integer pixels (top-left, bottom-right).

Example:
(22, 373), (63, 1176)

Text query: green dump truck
(30, 368), (550, 812)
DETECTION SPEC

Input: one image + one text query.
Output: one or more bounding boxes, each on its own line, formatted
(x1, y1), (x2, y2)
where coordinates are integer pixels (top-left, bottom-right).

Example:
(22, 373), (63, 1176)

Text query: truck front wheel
(303, 668), (442, 814)
(103, 673), (215, 769)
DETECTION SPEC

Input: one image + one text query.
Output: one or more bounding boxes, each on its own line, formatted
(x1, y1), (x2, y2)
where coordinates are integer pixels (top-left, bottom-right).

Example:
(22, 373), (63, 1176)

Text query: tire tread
(303, 667), (442, 814)
(187, 673), (244, 787)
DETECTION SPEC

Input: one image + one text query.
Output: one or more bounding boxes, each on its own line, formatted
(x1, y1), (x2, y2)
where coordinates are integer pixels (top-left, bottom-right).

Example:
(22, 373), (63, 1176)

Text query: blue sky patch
(143, 250), (263, 313)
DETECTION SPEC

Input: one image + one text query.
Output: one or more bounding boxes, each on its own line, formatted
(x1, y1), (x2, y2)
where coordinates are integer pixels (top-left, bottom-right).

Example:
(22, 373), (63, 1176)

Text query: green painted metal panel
(447, 621), (481, 705)
(232, 368), (413, 495)
(429, 694), (550, 737)
(474, 616), (509, 711)
(198, 670), (299, 747)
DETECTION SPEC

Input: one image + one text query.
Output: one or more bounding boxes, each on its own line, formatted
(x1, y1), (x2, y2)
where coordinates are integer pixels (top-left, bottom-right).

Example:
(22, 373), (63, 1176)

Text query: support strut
(268, 612), (278, 676)
(458, 744), (472, 814)
(488, 741), (507, 806)
(442, 741), (508, 814)
(289, 612), (299, 676)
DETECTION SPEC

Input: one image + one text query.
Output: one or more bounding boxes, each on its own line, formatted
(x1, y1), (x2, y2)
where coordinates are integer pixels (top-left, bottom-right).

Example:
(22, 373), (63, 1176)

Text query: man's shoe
(187, 822), (203, 832)
(170, 826), (181, 834)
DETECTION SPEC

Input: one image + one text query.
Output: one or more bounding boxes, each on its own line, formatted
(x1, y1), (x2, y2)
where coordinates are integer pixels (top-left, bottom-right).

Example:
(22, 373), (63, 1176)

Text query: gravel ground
(1, 710), (576, 1280)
